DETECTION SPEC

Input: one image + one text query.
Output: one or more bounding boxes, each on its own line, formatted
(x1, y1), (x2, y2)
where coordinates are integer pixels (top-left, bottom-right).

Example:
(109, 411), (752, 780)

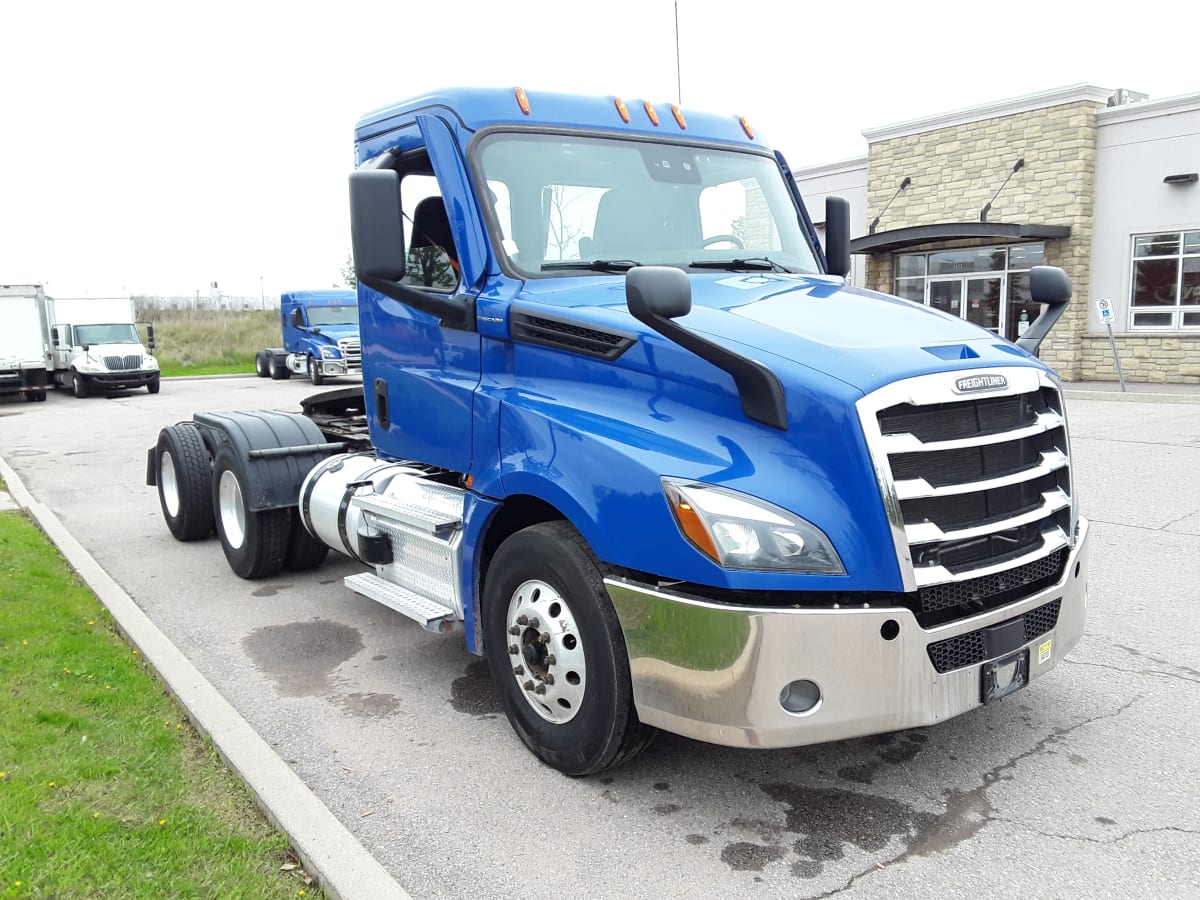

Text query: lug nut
(534, 684), (546, 695)
(543, 674), (555, 685)
(509, 625), (520, 636)
(516, 615), (529, 626)
(508, 644), (519, 655)
(513, 665), (524, 676)
(529, 617), (540, 628)
(545, 654), (556, 666)
(523, 680), (535, 691)
(539, 632), (551, 644)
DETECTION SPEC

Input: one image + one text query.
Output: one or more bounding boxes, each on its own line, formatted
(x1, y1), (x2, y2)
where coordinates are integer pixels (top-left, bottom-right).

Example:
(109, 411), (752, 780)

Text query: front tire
(72, 371), (89, 398)
(308, 355), (325, 387)
(212, 446), (289, 579)
(483, 521), (655, 776)
(147, 375), (161, 394)
(155, 424), (213, 541)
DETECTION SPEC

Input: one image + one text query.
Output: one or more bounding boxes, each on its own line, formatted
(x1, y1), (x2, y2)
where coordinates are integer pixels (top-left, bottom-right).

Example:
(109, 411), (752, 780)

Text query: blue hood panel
(516, 273), (1044, 395)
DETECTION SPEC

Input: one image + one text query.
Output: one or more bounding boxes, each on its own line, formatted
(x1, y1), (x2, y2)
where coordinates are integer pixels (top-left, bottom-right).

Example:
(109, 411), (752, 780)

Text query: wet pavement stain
(450, 659), (501, 716)
(252, 583), (292, 598)
(685, 834), (709, 845)
(652, 781), (671, 792)
(242, 620), (364, 697)
(837, 730), (929, 785)
(720, 842), (786, 872)
(371, 654), (388, 661)
(336, 691), (401, 718)
(653, 803), (682, 815)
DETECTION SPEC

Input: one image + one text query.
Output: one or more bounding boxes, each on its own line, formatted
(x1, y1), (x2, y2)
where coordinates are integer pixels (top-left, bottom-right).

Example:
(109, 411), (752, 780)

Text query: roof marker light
(515, 87), (531, 115)
(614, 97), (631, 123)
(643, 101), (659, 126)
(739, 116), (755, 140)
(670, 104), (687, 130)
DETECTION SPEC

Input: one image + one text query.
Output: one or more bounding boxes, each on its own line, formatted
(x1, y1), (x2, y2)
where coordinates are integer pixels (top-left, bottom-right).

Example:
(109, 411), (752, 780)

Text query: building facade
(794, 85), (1200, 383)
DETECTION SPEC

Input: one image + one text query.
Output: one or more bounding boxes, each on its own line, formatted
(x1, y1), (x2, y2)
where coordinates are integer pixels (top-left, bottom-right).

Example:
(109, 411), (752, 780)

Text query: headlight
(663, 479), (845, 574)
(145, 355), (159, 369)
(320, 346), (341, 359)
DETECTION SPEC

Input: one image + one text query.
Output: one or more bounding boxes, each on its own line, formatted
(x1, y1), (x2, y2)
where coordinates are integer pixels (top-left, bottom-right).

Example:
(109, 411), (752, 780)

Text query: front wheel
(212, 446), (289, 579)
(483, 521), (655, 776)
(308, 355), (325, 386)
(147, 375), (161, 394)
(72, 371), (89, 398)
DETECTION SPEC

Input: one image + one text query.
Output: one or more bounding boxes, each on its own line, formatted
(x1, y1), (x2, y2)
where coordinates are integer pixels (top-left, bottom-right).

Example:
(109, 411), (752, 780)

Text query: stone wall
(864, 100), (1106, 380)
(1079, 334), (1200, 384)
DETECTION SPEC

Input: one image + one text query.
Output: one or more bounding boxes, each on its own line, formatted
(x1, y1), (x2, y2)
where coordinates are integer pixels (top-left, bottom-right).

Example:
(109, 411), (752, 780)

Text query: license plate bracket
(981, 648), (1029, 704)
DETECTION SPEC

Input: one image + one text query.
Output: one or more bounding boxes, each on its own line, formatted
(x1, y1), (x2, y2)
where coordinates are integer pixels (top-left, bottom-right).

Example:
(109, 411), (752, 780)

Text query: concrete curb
(1062, 388), (1200, 404)
(0, 457), (411, 900)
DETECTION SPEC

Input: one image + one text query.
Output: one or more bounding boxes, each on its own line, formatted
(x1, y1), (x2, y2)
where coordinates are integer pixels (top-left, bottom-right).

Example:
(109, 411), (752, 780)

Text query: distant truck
(0, 284), (50, 402)
(45, 296), (160, 397)
(253, 289), (361, 385)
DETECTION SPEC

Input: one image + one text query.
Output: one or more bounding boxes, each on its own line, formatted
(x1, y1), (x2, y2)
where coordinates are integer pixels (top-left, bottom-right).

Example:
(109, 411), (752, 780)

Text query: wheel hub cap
(506, 579), (586, 724)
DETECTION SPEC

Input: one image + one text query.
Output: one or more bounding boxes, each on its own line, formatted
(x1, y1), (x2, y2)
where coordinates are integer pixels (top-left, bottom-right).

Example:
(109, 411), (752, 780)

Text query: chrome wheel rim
(505, 579), (586, 724)
(160, 450), (180, 517)
(218, 469), (246, 549)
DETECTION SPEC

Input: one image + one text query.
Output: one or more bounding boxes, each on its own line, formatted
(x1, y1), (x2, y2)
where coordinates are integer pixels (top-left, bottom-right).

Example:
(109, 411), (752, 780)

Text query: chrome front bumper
(607, 516), (1089, 749)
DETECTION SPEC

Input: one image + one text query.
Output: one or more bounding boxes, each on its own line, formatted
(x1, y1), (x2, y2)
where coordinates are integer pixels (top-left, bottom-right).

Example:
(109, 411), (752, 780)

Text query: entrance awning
(850, 223), (1071, 255)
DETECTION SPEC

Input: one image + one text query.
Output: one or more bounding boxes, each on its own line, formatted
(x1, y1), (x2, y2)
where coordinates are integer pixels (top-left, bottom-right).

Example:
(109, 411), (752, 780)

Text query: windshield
(75, 323), (139, 345)
(307, 305), (359, 326)
(476, 132), (821, 277)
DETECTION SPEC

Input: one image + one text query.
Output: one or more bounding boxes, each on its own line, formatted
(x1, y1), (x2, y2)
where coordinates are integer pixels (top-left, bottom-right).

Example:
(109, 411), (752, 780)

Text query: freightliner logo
(953, 373), (1009, 394)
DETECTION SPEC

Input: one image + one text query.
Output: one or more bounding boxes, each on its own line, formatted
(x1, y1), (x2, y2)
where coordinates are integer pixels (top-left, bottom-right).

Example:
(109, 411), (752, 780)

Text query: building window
(893, 243), (1045, 342)
(1130, 231), (1200, 330)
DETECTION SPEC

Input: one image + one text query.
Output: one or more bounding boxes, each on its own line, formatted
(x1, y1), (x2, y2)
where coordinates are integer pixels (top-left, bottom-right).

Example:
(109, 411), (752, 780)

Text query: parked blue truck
(253, 289), (361, 385)
(148, 87), (1089, 775)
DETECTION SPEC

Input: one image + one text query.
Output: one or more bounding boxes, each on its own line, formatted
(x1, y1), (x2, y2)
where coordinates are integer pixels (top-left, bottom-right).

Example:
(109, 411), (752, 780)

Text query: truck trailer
(45, 296), (159, 397)
(253, 289), (361, 385)
(0, 284), (50, 402)
(147, 87), (1089, 775)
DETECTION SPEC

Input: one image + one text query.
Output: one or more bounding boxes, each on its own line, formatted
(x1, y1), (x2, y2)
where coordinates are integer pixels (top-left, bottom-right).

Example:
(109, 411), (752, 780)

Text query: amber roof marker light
(643, 101), (660, 126)
(514, 87), (531, 115)
(614, 97), (631, 123)
(739, 116), (755, 140)
(670, 104), (687, 130)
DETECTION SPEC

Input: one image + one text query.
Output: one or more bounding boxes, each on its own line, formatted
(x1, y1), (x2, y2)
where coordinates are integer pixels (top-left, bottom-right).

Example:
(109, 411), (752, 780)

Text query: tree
(341, 252), (357, 289)
(406, 246), (456, 290)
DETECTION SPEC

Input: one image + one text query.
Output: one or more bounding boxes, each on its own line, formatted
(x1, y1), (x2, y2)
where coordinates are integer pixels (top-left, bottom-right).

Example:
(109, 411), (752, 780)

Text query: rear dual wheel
(155, 424), (214, 541)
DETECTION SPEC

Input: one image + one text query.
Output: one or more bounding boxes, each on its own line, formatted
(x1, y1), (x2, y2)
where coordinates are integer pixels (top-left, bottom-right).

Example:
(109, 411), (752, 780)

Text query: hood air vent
(511, 313), (635, 360)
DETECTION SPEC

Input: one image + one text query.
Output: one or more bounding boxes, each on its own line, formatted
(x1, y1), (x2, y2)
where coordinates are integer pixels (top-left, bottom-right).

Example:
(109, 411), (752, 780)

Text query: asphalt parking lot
(1, 377), (1198, 899)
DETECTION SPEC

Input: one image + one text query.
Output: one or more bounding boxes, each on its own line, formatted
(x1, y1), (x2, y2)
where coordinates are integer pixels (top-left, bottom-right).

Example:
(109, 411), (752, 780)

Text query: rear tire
(308, 355), (325, 386)
(155, 424), (214, 541)
(212, 446), (289, 579)
(483, 521), (655, 776)
(283, 508), (329, 571)
(72, 371), (89, 398)
(268, 355), (291, 380)
(254, 351), (269, 378)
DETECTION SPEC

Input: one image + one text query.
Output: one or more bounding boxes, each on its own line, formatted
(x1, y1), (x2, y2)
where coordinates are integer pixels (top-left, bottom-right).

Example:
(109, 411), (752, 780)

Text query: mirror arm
(359, 277), (473, 331)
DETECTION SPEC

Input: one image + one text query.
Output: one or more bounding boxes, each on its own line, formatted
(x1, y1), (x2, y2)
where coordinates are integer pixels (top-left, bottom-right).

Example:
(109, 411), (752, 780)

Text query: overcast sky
(2, 0), (1195, 298)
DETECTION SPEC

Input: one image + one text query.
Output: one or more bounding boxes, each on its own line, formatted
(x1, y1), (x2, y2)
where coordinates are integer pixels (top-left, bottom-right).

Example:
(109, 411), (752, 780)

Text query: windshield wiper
(689, 257), (796, 273)
(541, 259), (642, 273)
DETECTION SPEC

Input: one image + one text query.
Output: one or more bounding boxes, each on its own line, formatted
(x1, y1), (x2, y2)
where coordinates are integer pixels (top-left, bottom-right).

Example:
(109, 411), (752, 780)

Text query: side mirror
(824, 196), (851, 278)
(289, 308), (304, 328)
(626, 266), (691, 320)
(1016, 265), (1073, 355)
(350, 169), (407, 281)
(51, 326), (60, 344)
(147, 324), (156, 351)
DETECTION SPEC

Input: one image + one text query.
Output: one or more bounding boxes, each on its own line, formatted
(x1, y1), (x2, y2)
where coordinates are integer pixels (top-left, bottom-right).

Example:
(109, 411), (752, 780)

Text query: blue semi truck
(149, 87), (1088, 775)
(253, 289), (361, 385)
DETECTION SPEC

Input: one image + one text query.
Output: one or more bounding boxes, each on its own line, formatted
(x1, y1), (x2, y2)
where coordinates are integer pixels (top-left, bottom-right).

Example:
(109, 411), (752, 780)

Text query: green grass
(0, 509), (320, 898)
(135, 308), (280, 377)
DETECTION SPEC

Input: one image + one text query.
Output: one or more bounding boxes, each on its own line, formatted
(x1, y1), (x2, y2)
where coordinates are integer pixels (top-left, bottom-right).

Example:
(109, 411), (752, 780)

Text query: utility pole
(260, 275), (265, 311)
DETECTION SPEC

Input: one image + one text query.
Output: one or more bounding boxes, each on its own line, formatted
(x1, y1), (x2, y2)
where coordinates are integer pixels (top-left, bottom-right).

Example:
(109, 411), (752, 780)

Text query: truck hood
(517, 272), (1045, 395)
(309, 324), (359, 342)
(76, 342), (150, 357)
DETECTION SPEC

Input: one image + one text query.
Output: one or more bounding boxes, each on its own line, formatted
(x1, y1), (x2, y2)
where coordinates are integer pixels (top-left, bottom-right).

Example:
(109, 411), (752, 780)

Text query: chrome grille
(103, 354), (143, 370)
(338, 338), (361, 373)
(857, 369), (1076, 606)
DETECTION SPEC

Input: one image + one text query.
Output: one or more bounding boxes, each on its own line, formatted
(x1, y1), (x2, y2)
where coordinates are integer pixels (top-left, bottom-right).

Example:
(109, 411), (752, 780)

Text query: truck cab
(255, 289), (361, 385)
(46, 296), (159, 397)
(151, 87), (1088, 775)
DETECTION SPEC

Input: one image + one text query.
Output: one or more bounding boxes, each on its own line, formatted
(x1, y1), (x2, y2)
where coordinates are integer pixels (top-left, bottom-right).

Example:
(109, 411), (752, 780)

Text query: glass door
(929, 280), (962, 317)
(966, 276), (1004, 333)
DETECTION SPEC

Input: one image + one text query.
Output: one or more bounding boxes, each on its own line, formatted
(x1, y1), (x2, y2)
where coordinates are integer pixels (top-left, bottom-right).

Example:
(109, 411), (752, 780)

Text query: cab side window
(400, 173), (460, 292)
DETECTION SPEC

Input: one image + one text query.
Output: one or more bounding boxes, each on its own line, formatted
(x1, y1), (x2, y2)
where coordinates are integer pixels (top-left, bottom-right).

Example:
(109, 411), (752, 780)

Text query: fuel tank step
(343, 572), (456, 632)
(352, 492), (461, 533)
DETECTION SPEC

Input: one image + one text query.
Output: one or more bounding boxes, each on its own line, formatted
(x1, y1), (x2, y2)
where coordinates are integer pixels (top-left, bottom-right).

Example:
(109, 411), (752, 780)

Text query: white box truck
(44, 296), (160, 397)
(0, 284), (50, 402)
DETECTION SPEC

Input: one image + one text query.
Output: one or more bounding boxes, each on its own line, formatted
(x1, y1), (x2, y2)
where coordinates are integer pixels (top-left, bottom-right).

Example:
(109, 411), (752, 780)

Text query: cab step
(343, 572), (456, 632)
